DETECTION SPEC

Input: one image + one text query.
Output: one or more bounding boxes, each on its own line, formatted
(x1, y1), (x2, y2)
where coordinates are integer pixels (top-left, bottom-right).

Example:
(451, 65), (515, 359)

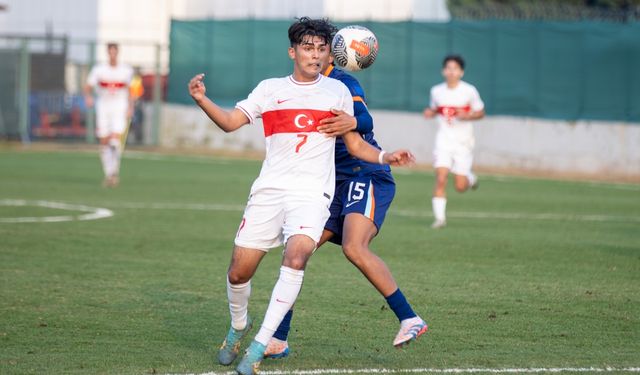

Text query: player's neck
(291, 71), (320, 83)
(109, 60), (118, 67)
(446, 80), (460, 89)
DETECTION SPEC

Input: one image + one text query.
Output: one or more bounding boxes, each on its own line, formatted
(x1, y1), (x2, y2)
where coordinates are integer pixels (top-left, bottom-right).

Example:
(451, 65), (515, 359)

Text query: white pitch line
(0, 199), (114, 223)
(171, 367), (640, 375)
(95, 201), (640, 223)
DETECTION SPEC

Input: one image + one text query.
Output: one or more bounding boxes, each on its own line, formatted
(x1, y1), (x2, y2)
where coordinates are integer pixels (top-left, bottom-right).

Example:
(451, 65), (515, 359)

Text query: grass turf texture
(0, 149), (639, 374)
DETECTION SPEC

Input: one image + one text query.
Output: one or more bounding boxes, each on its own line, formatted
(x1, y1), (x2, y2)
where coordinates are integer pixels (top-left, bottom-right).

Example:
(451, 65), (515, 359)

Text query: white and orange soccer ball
(331, 25), (379, 72)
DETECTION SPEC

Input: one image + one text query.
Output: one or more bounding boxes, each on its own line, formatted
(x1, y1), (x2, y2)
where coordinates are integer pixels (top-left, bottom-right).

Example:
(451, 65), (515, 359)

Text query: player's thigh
(323, 179), (349, 246)
(235, 192), (286, 251)
(95, 106), (111, 139)
(342, 213), (378, 249)
(433, 147), (454, 172)
(451, 149), (473, 176)
(283, 196), (331, 248)
(110, 110), (128, 136)
(227, 245), (267, 284)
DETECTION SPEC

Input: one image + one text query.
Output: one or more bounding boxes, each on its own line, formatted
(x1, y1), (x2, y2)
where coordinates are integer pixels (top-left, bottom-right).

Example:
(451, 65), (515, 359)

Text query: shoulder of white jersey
(319, 75), (351, 96)
(459, 80), (478, 91)
(431, 82), (447, 93)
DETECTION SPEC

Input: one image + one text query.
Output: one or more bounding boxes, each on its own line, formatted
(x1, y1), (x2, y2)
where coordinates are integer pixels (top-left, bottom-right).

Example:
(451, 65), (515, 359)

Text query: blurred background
(0, 0), (638, 181)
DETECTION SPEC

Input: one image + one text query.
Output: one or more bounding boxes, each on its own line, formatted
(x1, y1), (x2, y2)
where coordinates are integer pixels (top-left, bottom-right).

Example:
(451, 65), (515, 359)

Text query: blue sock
(385, 288), (417, 322)
(273, 309), (293, 341)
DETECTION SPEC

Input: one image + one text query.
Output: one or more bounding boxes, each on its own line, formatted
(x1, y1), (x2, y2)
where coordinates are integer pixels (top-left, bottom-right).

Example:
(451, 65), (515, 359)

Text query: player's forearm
(465, 110), (485, 120)
(195, 96), (242, 133)
(354, 102), (373, 134)
(342, 131), (385, 164)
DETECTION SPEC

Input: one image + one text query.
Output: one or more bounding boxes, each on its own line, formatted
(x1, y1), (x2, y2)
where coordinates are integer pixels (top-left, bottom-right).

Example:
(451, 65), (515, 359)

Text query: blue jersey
(323, 65), (392, 182)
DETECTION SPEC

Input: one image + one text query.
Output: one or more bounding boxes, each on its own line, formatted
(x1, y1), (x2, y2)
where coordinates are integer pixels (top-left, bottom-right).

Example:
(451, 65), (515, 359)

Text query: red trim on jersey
(262, 109), (334, 137)
(98, 81), (127, 89)
(437, 105), (471, 117)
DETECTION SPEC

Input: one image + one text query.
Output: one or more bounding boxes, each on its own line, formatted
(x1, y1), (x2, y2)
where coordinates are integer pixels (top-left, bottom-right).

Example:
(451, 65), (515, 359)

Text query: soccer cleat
(431, 219), (447, 229)
(236, 340), (266, 375)
(467, 172), (479, 191)
(393, 316), (428, 348)
(263, 337), (290, 359)
(218, 317), (253, 366)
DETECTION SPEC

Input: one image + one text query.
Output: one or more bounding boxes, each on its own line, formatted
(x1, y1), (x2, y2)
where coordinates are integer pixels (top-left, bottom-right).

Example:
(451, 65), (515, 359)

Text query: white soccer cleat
(431, 219), (446, 229)
(393, 316), (428, 348)
(263, 337), (290, 359)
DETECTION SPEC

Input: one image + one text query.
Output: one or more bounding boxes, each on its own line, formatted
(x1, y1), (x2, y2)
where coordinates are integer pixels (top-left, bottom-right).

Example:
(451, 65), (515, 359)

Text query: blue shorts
(325, 172), (396, 245)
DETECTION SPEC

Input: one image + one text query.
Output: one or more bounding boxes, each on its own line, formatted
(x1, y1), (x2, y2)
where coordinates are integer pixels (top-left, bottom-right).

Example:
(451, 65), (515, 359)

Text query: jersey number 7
(295, 134), (308, 153)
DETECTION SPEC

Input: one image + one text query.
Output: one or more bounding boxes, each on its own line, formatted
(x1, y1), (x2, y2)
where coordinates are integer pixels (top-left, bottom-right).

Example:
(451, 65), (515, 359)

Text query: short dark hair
(288, 17), (337, 47)
(443, 54), (465, 70)
(107, 42), (119, 50)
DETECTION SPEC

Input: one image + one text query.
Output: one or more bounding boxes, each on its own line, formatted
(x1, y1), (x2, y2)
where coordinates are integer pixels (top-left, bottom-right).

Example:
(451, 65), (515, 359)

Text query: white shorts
(96, 103), (128, 139)
(433, 144), (474, 176)
(234, 189), (331, 251)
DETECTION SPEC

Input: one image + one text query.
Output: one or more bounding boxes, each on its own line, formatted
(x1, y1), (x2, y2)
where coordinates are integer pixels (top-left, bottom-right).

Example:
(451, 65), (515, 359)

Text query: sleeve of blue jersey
(342, 75), (373, 134)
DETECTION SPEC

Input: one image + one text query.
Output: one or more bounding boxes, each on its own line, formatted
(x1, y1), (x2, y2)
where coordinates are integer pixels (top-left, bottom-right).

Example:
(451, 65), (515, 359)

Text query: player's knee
(455, 183), (467, 193)
(282, 255), (308, 270)
(342, 242), (368, 265)
(227, 270), (251, 285)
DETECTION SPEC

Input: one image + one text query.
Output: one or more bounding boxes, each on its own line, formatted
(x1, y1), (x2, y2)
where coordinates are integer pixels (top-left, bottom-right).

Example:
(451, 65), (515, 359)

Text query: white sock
(467, 172), (477, 187)
(109, 139), (122, 176)
(432, 197), (447, 222)
(99, 145), (113, 177)
(254, 266), (304, 346)
(227, 276), (251, 330)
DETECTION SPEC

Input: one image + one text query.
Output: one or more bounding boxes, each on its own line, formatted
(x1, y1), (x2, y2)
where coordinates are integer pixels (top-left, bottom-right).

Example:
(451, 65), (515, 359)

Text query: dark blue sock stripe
(385, 288), (417, 322)
(273, 309), (293, 341)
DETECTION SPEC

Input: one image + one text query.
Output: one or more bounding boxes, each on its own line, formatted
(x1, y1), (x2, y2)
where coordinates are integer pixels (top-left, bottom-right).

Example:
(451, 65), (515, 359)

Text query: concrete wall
(158, 104), (640, 179)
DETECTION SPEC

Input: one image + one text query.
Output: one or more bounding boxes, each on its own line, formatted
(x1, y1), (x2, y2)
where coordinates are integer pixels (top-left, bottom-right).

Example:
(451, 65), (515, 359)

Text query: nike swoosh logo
(299, 225), (313, 229)
(276, 298), (289, 304)
(277, 98), (293, 104)
(345, 200), (361, 208)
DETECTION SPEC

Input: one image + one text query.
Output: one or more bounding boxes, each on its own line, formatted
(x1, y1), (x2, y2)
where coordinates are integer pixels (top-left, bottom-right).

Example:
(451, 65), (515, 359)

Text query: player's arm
(342, 131), (414, 166)
(83, 75), (95, 108)
(457, 86), (485, 121)
(318, 102), (372, 136)
(188, 74), (249, 133)
(456, 108), (485, 121)
(423, 88), (437, 118)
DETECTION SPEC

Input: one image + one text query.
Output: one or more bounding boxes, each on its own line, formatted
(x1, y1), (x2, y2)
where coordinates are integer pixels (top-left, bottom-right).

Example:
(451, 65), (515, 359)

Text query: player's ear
(328, 54), (334, 65)
(288, 46), (296, 60)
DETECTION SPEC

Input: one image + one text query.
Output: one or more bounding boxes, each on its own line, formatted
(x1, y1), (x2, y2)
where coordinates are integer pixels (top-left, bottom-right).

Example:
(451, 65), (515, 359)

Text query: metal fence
(0, 35), (168, 144)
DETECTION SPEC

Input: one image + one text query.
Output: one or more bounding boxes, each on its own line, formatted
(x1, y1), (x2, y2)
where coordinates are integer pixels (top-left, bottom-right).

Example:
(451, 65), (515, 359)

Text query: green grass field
(1, 148), (639, 375)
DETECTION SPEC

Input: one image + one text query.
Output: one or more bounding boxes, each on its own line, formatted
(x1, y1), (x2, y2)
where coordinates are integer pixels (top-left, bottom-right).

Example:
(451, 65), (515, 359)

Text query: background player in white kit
(84, 43), (134, 188)
(187, 18), (413, 375)
(423, 55), (485, 229)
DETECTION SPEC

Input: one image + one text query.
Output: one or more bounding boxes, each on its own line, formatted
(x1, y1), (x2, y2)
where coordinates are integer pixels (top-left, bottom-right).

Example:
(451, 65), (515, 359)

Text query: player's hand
(126, 105), (134, 120)
(85, 95), (94, 108)
(318, 108), (357, 137)
(383, 150), (415, 166)
(188, 74), (206, 103)
(423, 108), (436, 118)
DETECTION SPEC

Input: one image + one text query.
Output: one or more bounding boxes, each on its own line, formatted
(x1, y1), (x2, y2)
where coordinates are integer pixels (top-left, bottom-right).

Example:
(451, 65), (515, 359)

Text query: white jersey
(87, 63), (133, 107)
(236, 74), (353, 197)
(429, 81), (484, 149)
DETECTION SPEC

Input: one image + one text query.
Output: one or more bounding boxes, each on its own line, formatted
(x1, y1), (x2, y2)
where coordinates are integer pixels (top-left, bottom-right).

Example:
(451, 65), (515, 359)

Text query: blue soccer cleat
(236, 340), (266, 375)
(218, 317), (253, 366)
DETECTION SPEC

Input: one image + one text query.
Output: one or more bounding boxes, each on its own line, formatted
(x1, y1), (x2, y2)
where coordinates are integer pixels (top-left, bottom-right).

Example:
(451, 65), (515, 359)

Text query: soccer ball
(331, 25), (379, 72)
